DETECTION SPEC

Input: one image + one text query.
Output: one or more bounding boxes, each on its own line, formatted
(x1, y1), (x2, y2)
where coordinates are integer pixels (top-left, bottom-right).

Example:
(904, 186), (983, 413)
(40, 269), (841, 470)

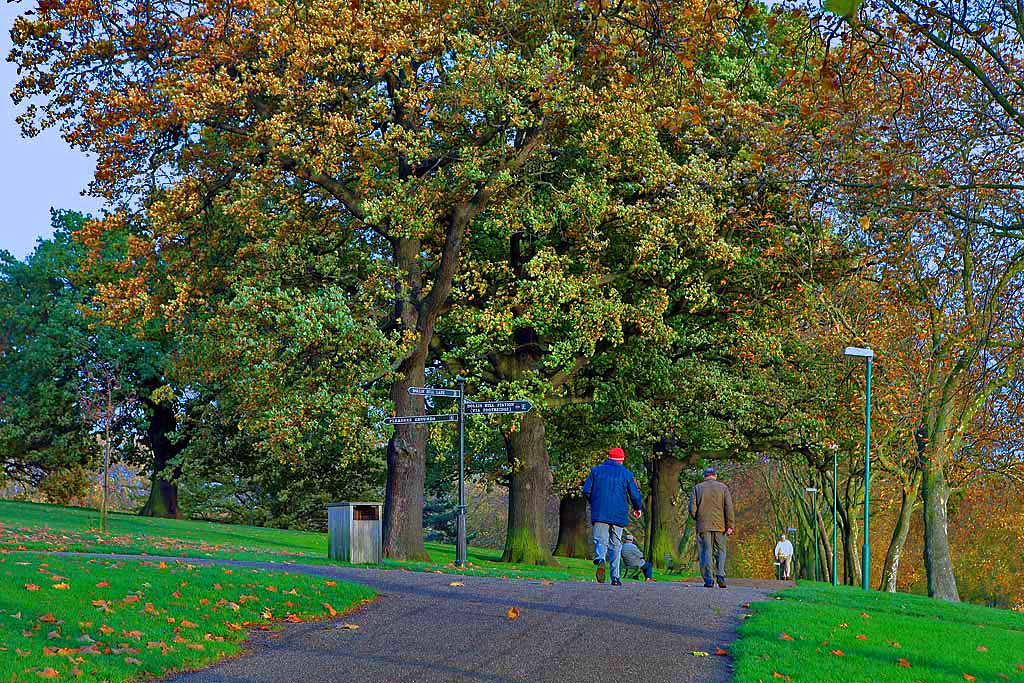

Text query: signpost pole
(455, 378), (467, 567)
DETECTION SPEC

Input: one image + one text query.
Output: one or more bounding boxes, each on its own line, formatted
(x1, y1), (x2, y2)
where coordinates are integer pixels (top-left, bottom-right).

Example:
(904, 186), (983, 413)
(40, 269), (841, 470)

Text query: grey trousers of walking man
(688, 466), (735, 588)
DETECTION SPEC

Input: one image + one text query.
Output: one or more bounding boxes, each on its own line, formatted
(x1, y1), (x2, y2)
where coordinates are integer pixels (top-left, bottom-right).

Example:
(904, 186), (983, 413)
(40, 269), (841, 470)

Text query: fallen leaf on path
(714, 647), (729, 656)
(448, 582), (464, 587)
(691, 651), (709, 657)
(338, 623), (360, 631)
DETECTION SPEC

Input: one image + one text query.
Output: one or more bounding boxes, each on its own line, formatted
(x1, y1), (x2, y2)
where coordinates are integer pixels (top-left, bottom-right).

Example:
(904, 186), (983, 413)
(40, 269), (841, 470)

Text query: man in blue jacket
(582, 447), (644, 586)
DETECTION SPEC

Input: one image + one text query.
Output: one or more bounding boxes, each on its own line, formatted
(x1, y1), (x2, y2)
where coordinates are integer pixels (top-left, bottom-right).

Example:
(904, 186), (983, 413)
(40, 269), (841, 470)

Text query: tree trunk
(501, 411), (558, 566)
(816, 507), (834, 585)
(922, 457), (960, 601)
(554, 495), (590, 559)
(382, 236), (431, 562)
(139, 398), (182, 518)
(648, 455), (685, 569)
(383, 362), (430, 561)
(879, 470), (921, 592)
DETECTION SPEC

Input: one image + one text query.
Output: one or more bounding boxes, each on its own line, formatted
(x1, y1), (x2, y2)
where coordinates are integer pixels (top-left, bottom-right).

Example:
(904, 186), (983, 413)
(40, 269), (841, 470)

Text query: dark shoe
(596, 564), (606, 583)
(611, 579), (622, 586)
(717, 578), (728, 588)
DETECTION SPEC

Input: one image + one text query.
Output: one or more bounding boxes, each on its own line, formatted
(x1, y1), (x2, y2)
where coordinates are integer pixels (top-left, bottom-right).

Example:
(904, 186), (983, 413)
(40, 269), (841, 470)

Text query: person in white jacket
(774, 534), (794, 579)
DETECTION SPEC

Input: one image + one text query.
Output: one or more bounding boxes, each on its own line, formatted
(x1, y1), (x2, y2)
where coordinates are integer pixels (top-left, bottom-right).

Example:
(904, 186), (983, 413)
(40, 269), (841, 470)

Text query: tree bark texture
(648, 455), (686, 569)
(922, 457), (960, 601)
(879, 470), (921, 592)
(383, 361), (430, 561)
(501, 411), (558, 566)
(139, 398), (182, 518)
(554, 495), (591, 559)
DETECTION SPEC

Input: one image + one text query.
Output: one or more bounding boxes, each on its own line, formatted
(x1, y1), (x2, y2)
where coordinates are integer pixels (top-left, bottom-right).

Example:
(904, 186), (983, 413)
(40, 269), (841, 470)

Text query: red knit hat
(608, 447), (625, 463)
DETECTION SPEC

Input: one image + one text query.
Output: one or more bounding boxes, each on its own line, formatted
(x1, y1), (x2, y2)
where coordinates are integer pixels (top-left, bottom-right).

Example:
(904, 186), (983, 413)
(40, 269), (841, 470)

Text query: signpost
(384, 381), (533, 567)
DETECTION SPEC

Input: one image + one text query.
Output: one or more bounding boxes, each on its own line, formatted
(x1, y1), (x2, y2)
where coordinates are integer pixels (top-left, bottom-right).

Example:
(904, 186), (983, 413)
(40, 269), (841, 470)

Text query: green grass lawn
(732, 582), (1024, 682)
(0, 500), (691, 582)
(0, 553), (373, 683)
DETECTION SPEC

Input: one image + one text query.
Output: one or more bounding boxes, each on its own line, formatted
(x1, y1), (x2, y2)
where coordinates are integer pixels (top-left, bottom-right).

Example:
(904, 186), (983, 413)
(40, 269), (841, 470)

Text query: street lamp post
(805, 487), (819, 582)
(844, 346), (874, 591)
(831, 444), (838, 587)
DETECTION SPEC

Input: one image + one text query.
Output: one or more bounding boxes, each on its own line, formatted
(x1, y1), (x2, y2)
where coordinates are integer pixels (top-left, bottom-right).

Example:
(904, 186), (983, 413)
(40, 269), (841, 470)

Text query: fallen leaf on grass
(38, 614), (58, 623)
(779, 632), (795, 641)
(324, 581), (337, 587)
(860, 612), (871, 619)
(963, 675), (976, 682)
(897, 658), (911, 668)
(1017, 664), (1024, 671)
(16, 648), (31, 657)
(24, 584), (40, 591)
(285, 614), (303, 623)
(889, 641), (902, 648)
(856, 634), (868, 640)
(186, 643), (205, 651)
(323, 603), (338, 617)
(831, 650), (844, 657)
(99, 625), (114, 635)
(35, 668), (59, 679)
(772, 673), (791, 681)
(506, 607), (520, 621)
(125, 657), (142, 665)
(976, 646), (988, 652)
(52, 583), (69, 590)
(838, 623), (848, 628)
(95, 581), (109, 588)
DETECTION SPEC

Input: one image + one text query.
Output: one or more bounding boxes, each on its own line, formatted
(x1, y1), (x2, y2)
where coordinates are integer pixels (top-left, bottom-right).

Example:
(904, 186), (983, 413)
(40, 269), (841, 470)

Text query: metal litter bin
(327, 502), (383, 564)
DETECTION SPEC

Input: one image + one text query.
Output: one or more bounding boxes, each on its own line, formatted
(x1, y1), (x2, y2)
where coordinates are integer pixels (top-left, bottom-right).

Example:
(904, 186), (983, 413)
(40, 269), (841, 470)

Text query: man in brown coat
(688, 466), (735, 588)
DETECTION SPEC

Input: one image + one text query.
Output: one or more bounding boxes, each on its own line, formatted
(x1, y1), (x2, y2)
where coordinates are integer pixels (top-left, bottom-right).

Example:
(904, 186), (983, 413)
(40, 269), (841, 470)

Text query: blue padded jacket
(581, 460), (644, 527)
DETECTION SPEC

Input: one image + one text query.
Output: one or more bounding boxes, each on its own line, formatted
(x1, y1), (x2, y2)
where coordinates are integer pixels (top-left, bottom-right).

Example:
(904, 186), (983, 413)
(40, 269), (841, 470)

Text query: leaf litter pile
(0, 554), (374, 682)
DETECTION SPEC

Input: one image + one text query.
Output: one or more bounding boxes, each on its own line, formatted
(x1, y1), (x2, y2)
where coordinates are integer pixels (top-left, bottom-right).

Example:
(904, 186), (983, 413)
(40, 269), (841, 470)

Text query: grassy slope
(732, 582), (1024, 683)
(0, 553), (373, 683)
(0, 500), (691, 582)
(0, 500), (325, 561)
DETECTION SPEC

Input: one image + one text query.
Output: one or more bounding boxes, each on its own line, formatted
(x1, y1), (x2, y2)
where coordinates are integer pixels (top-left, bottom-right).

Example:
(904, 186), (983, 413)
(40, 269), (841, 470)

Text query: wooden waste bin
(327, 502), (383, 564)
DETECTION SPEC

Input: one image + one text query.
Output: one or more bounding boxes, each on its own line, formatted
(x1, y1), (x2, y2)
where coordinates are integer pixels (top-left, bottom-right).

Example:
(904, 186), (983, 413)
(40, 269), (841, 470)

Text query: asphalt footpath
(60, 554), (784, 683)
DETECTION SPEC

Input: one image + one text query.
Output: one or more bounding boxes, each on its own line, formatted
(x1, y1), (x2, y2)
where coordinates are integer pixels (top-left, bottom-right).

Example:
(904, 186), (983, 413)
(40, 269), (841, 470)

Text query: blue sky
(1, 1), (104, 261)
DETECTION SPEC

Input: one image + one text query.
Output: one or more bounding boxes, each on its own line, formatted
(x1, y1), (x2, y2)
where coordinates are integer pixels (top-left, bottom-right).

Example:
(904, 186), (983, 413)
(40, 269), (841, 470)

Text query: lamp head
(844, 346), (875, 359)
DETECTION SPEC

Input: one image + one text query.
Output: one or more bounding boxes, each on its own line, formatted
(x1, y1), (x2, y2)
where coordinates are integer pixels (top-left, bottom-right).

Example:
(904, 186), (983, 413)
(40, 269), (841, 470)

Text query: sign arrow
(384, 413), (459, 425)
(408, 386), (462, 398)
(464, 400), (534, 415)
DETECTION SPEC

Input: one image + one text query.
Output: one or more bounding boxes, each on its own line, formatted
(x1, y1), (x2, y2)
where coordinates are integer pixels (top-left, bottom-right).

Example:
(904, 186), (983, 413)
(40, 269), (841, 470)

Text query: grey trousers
(698, 531), (727, 583)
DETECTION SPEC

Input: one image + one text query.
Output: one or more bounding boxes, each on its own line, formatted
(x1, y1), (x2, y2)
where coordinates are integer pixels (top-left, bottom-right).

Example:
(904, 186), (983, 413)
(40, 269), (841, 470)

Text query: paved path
(67, 554), (782, 683)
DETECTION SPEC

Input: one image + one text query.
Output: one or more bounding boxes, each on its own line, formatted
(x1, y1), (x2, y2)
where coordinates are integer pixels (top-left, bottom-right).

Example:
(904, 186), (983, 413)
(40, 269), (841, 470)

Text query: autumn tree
(9, 0), (666, 557)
